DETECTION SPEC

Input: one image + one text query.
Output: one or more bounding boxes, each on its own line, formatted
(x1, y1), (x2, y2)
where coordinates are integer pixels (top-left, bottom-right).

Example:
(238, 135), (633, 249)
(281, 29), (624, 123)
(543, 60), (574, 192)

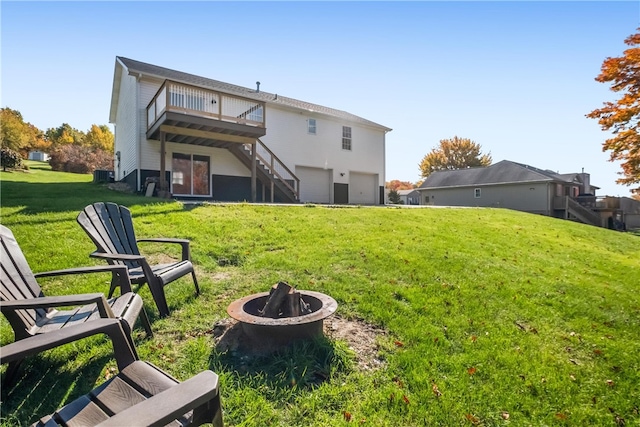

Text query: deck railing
(147, 80), (265, 130)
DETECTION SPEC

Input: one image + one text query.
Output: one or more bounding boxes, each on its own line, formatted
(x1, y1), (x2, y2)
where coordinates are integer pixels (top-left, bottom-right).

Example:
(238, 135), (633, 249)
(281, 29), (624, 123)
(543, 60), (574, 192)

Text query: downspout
(132, 72), (142, 192)
(381, 130), (387, 205)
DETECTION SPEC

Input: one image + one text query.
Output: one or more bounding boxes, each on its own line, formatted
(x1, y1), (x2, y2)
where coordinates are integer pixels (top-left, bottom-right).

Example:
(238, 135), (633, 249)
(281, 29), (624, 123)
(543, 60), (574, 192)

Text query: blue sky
(2, 1), (638, 196)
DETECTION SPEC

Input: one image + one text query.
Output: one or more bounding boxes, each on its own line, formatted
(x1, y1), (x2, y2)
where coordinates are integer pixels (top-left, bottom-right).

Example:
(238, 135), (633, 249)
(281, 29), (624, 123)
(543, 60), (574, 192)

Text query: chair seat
(128, 261), (195, 287)
(32, 361), (201, 426)
(35, 293), (144, 336)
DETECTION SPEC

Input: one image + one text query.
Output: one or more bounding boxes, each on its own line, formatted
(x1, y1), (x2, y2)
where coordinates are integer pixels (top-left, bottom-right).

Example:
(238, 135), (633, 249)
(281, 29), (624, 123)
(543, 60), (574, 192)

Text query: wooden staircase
(563, 196), (602, 227)
(229, 139), (299, 203)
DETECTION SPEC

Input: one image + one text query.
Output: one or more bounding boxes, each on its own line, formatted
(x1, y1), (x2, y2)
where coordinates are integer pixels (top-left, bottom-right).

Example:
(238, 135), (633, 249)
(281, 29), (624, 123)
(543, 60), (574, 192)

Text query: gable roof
(110, 56), (391, 132)
(397, 189), (419, 196)
(418, 160), (588, 189)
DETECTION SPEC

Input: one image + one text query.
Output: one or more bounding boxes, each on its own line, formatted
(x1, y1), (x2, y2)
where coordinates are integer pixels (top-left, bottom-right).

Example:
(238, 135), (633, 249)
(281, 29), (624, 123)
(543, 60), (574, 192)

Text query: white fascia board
(109, 58), (126, 124)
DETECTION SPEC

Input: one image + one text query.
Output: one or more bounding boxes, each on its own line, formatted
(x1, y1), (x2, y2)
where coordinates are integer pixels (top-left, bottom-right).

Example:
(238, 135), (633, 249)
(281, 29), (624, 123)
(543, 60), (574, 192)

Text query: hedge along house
(109, 57), (392, 204)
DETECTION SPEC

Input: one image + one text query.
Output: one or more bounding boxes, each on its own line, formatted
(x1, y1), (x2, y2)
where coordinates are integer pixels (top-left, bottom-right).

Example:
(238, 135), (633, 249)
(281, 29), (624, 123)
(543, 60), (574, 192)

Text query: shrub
(49, 144), (113, 174)
(1, 147), (22, 171)
(388, 189), (403, 204)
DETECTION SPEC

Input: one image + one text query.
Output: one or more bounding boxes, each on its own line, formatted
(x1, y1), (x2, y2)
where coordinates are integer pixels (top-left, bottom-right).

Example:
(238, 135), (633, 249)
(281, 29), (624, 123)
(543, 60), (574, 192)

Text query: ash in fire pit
(227, 282), (337, 348)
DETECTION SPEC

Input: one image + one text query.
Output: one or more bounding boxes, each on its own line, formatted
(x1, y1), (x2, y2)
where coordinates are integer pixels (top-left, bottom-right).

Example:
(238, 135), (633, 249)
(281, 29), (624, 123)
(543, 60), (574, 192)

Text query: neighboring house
(416, 160), (624, 228)
(109, 57), (392, 204)
(28, 151), (49, 162)
(620, 197), (640, 230)
(397, 189), (420, 205)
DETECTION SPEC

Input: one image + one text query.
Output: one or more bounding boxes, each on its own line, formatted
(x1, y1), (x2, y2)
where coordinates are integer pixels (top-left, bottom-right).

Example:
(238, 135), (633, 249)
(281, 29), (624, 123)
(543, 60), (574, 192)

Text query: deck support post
(251, 141), (257, 202)
(159, 131), (169, 198)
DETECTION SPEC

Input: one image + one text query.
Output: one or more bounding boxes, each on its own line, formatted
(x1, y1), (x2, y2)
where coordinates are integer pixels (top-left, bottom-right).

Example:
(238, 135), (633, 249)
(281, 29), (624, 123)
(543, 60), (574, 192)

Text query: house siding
(139, 79), (163, 175)
(114, 73), (139, 183)
(422, 183), (551, 214)
(261, 106), (385, 190)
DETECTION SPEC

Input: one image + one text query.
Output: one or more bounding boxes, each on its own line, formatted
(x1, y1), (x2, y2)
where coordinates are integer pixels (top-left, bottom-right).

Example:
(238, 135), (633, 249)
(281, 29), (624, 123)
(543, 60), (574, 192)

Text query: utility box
(93, 170), (114, 183)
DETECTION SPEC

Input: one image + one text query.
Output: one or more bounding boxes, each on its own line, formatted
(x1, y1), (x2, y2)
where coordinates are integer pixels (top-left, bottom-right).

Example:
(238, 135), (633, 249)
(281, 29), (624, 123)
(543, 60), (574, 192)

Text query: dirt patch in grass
(324, 315), (387, 371)
(213, 315), (387, 372)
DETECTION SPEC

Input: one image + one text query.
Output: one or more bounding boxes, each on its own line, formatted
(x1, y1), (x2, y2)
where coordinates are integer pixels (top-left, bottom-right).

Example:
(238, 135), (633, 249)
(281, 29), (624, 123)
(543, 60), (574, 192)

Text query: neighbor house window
(342, 126), (352, 150)
(308, 118), (316, 135)
(474, 188), (481, 198)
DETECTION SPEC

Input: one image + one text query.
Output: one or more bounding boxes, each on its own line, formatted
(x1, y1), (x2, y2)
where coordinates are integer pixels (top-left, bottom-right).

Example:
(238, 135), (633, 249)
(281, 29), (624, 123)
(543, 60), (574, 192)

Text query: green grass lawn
(1, 161), (639, 426)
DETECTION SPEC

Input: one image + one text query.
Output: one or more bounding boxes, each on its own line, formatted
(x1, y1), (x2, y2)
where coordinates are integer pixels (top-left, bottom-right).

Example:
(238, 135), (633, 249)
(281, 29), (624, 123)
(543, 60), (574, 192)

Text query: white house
(109, 57), (392, 204)
(397, 189), (420, 205)
(28, 151), (50, 162)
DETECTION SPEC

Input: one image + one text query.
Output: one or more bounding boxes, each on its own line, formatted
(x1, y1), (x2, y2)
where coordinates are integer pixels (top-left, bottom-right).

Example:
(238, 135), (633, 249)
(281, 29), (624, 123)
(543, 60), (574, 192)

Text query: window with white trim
(342, 126), (352, 150)
(474, 188), (481, 198)
(308, 118), (316, 135)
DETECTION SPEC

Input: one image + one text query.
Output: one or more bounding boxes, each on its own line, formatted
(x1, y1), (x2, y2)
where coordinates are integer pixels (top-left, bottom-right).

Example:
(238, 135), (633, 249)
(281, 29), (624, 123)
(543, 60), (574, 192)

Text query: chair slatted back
(0, 225), (48, 339)
(77, 202), (141, 270)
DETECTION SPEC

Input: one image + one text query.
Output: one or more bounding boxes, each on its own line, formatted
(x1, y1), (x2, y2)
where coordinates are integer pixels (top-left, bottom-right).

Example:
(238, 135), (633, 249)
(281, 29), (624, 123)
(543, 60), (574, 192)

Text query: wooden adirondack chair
(1, 318), (223, 426)
(0, 224), (152, 387)
(77, 202), (200, 317)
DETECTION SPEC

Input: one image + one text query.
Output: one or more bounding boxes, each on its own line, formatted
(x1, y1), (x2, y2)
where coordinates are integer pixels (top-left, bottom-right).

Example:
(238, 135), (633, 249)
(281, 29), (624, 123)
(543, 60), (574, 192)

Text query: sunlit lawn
(1, 162), (639, 426)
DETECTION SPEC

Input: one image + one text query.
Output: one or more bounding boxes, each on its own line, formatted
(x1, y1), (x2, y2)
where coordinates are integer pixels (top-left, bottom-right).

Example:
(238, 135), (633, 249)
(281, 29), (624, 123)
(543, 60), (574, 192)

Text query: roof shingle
(117, 56), (391, 131)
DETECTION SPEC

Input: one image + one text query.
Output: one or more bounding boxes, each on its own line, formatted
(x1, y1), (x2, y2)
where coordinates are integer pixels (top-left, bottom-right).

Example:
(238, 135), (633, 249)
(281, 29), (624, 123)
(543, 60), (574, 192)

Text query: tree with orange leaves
(385, 180), (416, 191)
(587, 28), (640, 195)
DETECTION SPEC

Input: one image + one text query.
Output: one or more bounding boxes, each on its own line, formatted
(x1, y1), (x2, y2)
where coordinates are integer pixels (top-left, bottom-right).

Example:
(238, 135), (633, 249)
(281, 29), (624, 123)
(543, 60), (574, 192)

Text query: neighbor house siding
(424, 183), (551, 213)
(115, 73), (139, 182)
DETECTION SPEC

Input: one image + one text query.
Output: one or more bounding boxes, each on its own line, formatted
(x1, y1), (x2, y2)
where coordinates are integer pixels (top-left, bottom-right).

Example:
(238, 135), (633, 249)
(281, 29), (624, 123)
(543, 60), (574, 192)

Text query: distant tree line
(0, 107), (114, 173)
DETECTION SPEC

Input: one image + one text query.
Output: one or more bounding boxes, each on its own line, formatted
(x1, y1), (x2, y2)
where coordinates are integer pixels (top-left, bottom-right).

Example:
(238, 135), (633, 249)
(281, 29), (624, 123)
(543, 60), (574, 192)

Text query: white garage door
(296, 166), (331, 203)
(349, 172), (377, 205)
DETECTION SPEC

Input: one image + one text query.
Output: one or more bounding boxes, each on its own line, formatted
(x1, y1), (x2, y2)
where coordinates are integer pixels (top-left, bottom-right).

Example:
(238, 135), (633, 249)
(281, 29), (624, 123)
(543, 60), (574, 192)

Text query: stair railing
(243, 139), (299, 201)
(566, 196), (602, 227)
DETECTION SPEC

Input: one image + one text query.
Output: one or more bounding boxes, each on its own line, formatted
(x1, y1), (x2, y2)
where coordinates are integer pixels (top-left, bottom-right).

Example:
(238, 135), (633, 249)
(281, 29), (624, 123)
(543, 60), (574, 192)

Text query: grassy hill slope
(1, 162), (639, 426)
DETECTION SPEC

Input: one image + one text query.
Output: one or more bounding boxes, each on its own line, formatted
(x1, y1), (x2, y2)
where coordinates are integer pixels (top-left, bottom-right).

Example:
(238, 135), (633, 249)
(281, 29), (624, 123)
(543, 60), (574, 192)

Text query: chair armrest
(137, 238), (191, 261)
(90, 251), (146, 262)
(0, 318), (137, 370)
(1, 294), (115, 318)
(96, 370), (221, 427)
(34, 265), (131, 293)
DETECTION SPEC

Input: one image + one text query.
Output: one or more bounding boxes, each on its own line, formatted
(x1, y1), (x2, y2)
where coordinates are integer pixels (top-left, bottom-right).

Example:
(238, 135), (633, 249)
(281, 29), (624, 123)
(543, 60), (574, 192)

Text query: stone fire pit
(227, 283), (338, 347)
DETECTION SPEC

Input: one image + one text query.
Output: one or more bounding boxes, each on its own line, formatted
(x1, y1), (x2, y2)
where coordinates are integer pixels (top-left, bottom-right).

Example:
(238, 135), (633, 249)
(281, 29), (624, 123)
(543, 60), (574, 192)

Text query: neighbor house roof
(417, 160), (593, 189)
(397, 189), (419, 196)
(110, 57), (392, 132)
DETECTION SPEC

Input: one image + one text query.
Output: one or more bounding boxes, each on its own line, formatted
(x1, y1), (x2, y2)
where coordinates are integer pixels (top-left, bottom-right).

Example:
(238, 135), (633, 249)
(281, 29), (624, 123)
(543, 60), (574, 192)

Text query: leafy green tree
(419, 136), (492, 178)
(587, 28), (640, 194)
(45, 123), (85, 147)
(0, 108), (45, 155)
(388, 189), (403, 204)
